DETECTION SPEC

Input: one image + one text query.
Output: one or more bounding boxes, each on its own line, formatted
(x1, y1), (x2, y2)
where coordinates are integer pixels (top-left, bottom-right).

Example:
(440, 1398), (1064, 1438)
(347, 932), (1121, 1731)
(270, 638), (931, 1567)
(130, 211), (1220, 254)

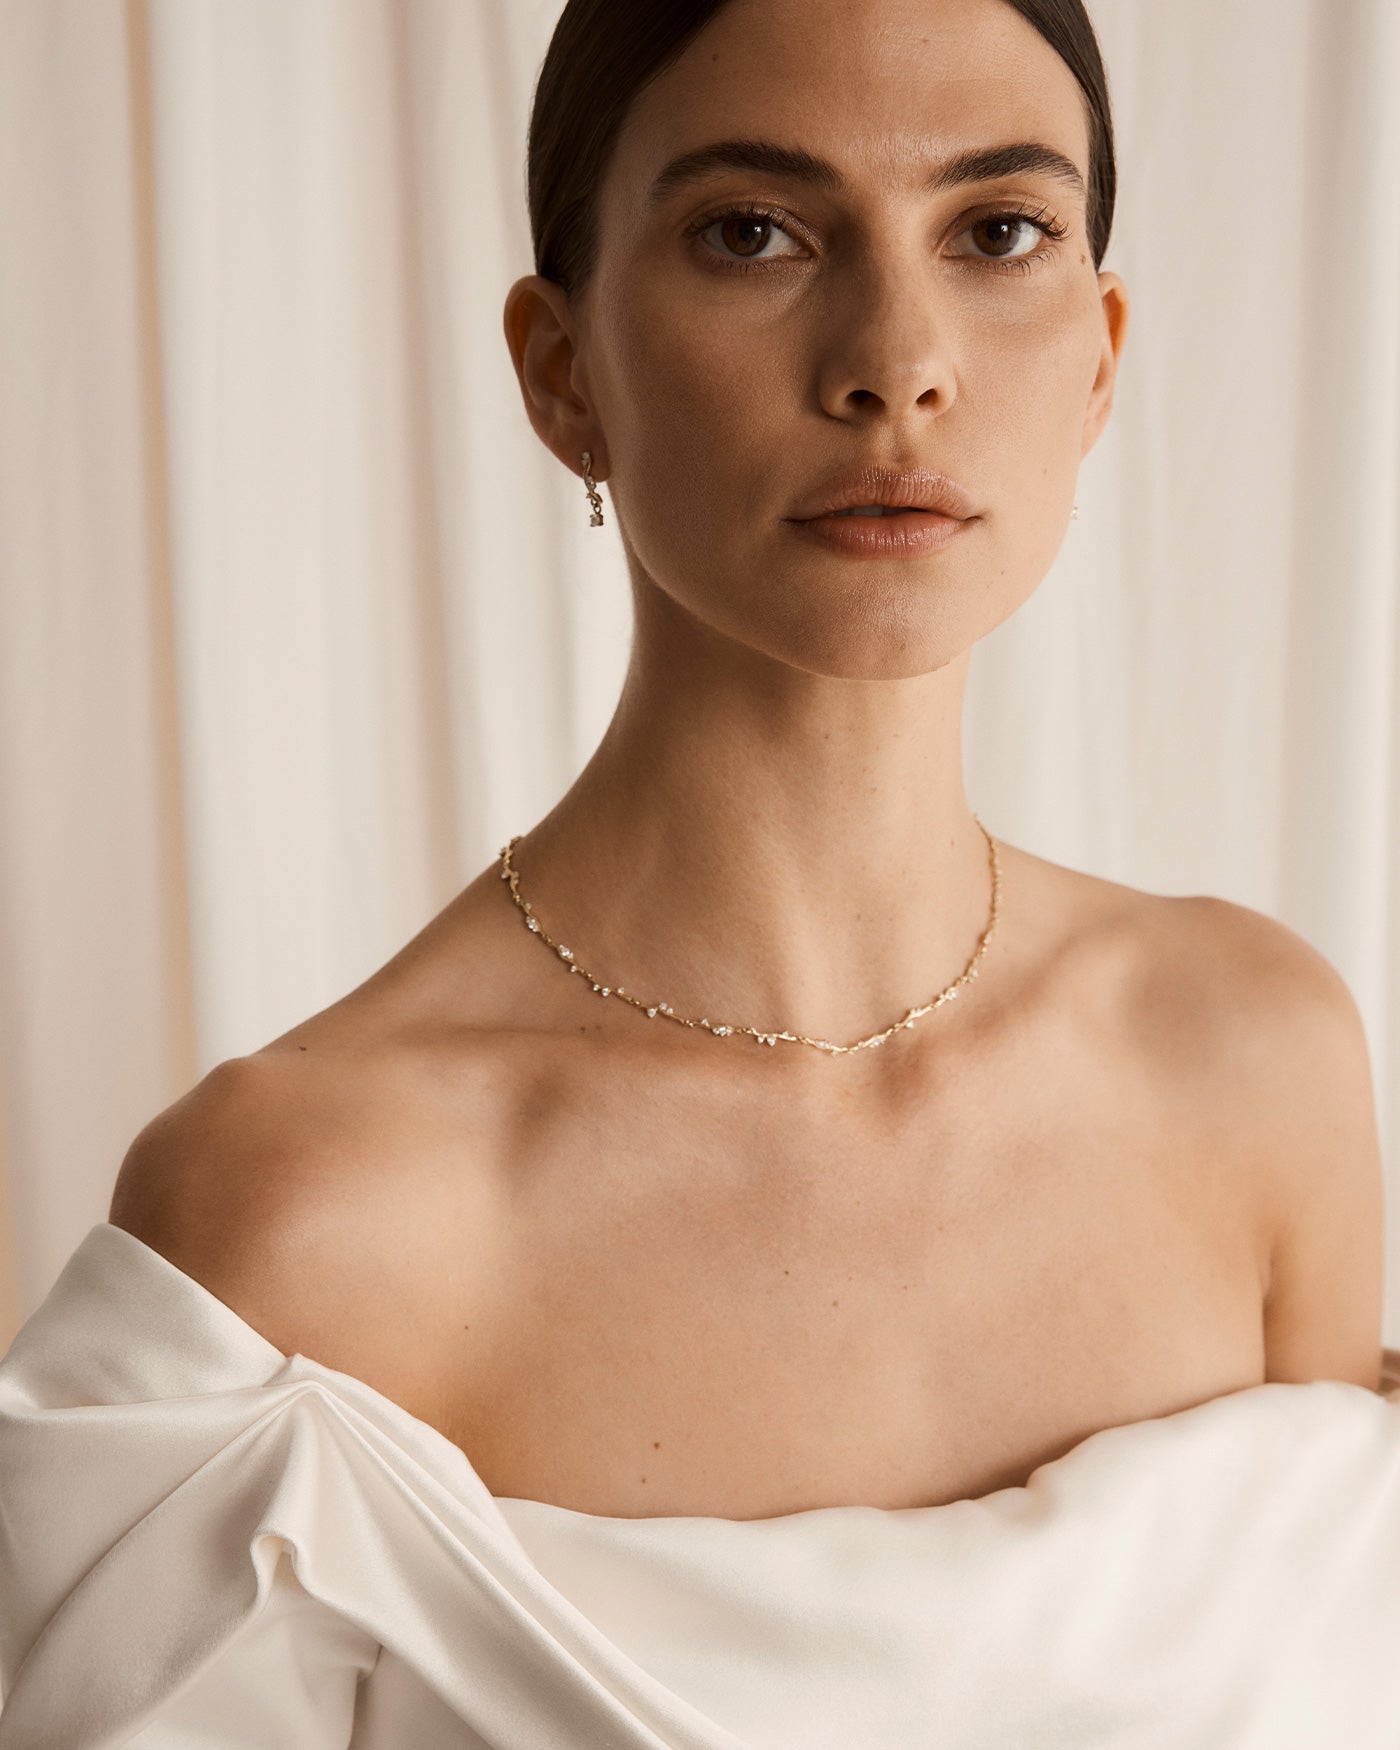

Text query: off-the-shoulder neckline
(96, 1220), (907, 1527)
(89, 1220), (1391, 1532)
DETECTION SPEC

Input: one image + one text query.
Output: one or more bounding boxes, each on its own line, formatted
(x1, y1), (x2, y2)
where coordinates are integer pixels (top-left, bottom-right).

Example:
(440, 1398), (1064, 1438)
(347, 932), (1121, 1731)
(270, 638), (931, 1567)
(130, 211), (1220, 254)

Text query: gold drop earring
(581, 451), (605, 527)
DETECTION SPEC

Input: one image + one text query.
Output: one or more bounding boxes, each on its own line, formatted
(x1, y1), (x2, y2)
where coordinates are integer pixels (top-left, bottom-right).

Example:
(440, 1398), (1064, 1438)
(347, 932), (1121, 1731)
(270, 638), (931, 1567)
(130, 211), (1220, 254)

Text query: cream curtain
(1, 0), (1397, 1350)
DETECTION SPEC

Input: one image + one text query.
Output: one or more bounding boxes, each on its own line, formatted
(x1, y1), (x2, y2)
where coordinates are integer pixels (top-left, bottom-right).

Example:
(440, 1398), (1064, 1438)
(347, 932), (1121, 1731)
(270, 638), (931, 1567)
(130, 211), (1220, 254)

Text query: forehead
(606, 0), (1090, 207)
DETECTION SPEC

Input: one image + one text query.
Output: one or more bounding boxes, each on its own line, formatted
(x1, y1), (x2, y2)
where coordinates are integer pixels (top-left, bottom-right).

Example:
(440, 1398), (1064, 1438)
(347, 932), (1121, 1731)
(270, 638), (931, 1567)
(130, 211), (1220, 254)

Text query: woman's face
(535, 0), (1127, 680)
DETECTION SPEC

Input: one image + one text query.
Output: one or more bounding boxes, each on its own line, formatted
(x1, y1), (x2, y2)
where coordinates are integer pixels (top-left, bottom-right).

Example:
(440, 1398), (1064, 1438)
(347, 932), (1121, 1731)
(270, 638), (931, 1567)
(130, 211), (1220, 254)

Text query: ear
(502, 275), (608, 478)
(1081, 270), (1129, 458)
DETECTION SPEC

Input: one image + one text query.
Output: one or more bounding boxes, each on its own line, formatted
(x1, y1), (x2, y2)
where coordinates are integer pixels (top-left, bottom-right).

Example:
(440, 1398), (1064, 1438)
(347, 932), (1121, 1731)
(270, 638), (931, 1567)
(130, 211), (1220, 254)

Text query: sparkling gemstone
(558, 946), (573, 960)
(526, 917), (539, 931)
(713, 1026), (731, 1036)
(646, 1008), (657, 1018)
(600, 988), (610, 997)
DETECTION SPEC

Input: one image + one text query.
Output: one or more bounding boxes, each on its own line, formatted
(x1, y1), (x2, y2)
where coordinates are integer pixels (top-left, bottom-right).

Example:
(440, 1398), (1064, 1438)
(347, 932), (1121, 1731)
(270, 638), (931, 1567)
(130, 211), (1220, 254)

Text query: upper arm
(1197, 901), (1388, 1392)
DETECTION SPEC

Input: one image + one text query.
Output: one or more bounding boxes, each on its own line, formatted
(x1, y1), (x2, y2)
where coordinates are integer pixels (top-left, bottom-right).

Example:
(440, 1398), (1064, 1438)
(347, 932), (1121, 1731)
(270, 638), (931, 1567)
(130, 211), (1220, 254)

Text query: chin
(750, 571), (1013, 681)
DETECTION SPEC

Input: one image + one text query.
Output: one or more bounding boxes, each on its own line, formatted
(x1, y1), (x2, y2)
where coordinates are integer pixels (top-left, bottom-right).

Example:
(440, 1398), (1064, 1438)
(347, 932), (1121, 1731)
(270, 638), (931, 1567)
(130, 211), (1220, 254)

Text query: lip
(787, 463), (978, 523)
(787, 508), (974, 557)
(782, 462), (978, 557)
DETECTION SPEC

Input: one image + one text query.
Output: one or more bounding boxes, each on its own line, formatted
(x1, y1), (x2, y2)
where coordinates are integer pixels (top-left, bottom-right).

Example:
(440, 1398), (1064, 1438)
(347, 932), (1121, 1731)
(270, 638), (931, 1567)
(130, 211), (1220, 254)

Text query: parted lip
(787, 464), (977, 522)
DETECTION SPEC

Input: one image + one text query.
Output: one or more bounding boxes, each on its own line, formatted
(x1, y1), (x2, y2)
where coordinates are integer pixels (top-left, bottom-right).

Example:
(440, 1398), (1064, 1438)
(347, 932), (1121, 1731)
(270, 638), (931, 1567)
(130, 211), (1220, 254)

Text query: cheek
(606, 295), (788, 454)
(953, 298), (1099, 604)
(596, 298), (792, 551)
(967, 286), (1097, 430)
(968, 301), (1098, 522)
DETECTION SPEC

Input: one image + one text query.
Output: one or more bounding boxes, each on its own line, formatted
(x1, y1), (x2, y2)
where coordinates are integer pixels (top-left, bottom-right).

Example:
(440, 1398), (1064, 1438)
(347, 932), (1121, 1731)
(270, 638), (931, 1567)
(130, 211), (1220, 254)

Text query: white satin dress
(2, 1221), (1399, 1747)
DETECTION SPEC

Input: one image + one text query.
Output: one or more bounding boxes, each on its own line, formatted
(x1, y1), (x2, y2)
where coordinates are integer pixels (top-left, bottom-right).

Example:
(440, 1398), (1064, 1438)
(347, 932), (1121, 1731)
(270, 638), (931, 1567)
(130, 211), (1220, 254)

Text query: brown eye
(969, 216), (1037, 258)
(693, 207), (805, 264)
(718, 214), (772, 257)
(949, 211), (1063, 268)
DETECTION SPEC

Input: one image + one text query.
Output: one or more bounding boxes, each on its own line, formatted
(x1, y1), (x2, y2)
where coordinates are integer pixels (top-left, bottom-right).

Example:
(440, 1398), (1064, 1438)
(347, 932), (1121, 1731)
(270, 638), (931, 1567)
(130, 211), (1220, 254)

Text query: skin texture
(111, 0), (1386, 1520)
(500, 0), (1128, 1047)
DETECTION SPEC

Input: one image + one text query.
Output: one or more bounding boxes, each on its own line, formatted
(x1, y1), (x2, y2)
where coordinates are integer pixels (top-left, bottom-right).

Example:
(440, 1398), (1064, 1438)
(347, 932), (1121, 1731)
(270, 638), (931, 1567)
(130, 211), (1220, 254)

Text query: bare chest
(417, 1042), (1268, 1520)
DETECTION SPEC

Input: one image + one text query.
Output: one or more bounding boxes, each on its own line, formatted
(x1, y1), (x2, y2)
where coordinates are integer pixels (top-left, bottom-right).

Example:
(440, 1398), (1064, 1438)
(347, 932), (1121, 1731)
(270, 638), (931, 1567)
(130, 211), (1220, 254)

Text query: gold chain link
(498, 817), (1001, 1055)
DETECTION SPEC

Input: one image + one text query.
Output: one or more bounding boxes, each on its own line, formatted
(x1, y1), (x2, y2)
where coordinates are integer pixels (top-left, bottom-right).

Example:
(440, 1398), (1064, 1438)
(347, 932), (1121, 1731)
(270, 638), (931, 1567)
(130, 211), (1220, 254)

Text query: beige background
(1, 0), (1398, 1350)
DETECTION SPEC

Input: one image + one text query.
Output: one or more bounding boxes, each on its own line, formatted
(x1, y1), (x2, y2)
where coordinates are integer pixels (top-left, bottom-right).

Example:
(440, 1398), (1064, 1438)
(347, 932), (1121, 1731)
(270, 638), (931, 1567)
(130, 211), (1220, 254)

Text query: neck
(512, 607), (996, 1050)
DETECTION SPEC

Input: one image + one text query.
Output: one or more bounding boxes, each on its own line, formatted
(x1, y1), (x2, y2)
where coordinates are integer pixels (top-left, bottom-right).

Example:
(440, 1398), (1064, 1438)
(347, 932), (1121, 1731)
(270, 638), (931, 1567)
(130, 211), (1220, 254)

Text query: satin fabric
(1, 1222), (1398, 1747)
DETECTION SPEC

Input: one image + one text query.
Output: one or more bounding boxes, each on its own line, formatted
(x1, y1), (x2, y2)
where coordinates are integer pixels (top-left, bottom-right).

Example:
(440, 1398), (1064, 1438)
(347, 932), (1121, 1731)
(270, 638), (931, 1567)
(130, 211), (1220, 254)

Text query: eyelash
(682, 200), (1070, 277)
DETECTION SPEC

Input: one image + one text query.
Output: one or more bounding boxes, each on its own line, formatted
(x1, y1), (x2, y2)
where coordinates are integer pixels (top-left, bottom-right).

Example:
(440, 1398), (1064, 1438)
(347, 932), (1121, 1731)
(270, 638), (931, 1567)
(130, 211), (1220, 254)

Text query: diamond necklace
(498, 815), (1001, 1056)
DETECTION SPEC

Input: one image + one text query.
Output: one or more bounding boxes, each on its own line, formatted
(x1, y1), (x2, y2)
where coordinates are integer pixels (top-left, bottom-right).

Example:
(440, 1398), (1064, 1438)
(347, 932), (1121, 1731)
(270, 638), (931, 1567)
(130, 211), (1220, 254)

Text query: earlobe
(501, 274), (596, 471)
(1082, 272), (1129, 455)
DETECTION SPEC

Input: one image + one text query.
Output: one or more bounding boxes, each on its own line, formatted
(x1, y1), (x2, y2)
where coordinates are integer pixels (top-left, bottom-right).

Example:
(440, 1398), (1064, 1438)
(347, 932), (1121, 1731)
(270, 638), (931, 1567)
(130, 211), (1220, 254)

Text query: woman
(2, 0), (1395, 1744)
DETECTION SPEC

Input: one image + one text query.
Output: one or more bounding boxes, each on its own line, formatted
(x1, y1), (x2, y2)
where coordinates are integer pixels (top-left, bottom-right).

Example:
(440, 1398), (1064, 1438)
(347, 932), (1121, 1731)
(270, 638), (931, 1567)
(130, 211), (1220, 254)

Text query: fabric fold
(2, 1221), (1400, 1748)
(0, 1225), (742, 1748)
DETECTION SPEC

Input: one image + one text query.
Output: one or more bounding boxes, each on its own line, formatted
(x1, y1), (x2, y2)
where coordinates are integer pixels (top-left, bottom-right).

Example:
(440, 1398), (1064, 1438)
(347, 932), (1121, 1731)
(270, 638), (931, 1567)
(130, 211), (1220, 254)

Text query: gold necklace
(498, 815), (1000, 1056)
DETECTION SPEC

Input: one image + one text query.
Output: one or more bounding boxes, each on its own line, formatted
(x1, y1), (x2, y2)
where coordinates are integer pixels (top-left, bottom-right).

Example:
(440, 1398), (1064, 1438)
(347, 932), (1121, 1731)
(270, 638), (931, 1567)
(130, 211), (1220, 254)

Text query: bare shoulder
(1188, 897), (1384, 1389)
(1177, 895), (1386, 1389)
(1010, 843), (1371, 1072)
(107, 1036), (511, 1410)
(1120, 886), (1368, 1060)
(1078, 869), (1385, 1391)
(1126, 886), (1377, 1129)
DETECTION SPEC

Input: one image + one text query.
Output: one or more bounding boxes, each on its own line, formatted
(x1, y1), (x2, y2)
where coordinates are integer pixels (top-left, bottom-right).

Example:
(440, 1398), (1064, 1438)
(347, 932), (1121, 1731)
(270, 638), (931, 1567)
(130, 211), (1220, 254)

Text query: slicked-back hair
(526, 0), (1116, 301)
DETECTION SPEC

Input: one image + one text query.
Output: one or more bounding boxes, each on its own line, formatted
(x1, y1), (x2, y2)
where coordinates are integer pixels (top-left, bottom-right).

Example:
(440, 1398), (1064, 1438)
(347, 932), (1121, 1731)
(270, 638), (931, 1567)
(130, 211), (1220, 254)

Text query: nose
(813, 251), (959, 422)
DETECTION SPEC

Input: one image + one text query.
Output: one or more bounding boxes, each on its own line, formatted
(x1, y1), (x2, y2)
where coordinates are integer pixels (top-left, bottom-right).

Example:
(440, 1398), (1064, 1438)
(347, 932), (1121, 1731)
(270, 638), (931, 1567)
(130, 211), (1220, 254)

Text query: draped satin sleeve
(3, 1222), (1400, 1749)
(0, 1223), (743, 1749)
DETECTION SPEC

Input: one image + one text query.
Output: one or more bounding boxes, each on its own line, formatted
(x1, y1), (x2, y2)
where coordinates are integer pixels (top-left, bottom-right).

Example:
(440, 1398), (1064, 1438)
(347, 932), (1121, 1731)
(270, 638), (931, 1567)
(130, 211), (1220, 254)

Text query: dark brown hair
(527, 0), (1117, 300)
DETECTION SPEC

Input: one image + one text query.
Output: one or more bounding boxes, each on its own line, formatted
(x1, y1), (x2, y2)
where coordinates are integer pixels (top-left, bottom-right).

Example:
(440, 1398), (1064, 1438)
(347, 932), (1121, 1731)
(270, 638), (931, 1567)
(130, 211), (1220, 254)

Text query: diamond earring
(581, 451), (604, 527)
(1071, 502), (1080, 520)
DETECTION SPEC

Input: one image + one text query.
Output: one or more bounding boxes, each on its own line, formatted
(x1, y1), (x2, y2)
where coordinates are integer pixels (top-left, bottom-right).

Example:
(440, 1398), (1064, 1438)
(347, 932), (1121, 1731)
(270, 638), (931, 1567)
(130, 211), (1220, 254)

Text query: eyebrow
(644, 136), (1087, 209)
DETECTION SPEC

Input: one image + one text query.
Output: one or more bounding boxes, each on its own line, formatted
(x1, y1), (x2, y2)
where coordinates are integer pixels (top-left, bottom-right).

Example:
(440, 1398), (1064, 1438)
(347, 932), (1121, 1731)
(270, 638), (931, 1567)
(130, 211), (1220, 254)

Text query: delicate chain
(497, 816), (1001, 1056)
